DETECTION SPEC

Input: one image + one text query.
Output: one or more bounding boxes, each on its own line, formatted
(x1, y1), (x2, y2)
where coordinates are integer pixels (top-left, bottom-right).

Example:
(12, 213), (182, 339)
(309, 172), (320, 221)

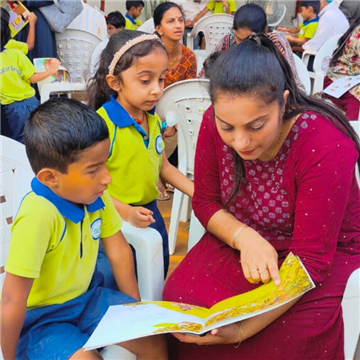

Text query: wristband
(231, 225), (248, 249)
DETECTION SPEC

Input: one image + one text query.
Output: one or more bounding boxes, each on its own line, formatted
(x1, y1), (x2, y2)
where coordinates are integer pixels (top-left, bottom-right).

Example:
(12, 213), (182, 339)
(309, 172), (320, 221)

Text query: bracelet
(231, 225), (248, 249)
(232, 322), (243, 348)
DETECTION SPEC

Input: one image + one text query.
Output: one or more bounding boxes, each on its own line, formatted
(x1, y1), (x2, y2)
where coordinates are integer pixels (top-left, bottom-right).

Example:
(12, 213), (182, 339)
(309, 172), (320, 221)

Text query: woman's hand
(235, 227), (280, 286)
(172, 323), (241, 346)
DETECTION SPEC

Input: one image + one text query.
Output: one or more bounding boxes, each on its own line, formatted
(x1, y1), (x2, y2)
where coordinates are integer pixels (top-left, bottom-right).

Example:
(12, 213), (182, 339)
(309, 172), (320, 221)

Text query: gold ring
(250, 268), (258, 272)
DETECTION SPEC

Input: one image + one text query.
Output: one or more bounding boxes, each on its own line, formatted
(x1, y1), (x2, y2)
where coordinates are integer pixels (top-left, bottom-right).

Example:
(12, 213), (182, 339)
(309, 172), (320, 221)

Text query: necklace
(134, 111), (146, 125)
(168, 57), (178, 66)
(266, 123), (285, 161)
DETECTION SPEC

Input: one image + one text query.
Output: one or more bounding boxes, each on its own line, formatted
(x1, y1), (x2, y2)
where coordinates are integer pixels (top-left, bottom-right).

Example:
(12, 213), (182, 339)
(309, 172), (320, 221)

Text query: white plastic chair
(187, 14), (234, 56)
(302, 34), (342, 95)
(156, 79), (211, 254)
(0, 135), (164, 360)
(293, 54), (311, 95)
(138, 17), (155, 34)
(268, 3), (286, 28)
(56, 29), (102, 83)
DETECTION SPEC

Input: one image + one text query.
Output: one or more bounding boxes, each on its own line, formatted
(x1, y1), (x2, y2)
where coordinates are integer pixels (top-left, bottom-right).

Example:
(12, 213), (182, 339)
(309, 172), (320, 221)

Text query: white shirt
(303, 2), (349, 51)
(174, 0), (210, 24)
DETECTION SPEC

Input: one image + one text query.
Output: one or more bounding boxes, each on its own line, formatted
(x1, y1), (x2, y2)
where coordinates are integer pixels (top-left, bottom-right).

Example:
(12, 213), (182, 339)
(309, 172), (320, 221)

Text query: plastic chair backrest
(293, 54), (311, 95)
(156, 79), (211, 176)
(268, 3), (286, 27)
(187, 14), (234, 55)
(0, 136), (34, 292)
(138, 17), (155, 34)
(56, 29), (102, 83)
(312, 34), (341, 76)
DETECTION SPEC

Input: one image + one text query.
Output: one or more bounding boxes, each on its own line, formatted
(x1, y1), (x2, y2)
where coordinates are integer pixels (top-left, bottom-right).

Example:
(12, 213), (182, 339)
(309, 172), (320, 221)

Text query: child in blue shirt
(0, 98), (168, 360)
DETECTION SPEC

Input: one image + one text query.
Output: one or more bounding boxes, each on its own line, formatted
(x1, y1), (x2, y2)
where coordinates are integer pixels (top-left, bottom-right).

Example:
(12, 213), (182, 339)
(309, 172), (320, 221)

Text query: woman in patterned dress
(324, 17), (360, 121)
(163, 34), (360, 359)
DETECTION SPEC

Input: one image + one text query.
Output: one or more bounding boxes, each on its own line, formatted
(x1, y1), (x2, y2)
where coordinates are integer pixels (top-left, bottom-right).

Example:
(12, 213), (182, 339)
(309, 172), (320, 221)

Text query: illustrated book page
(323, 75), (360, 99)
(84, 252), (315, 350)
(1, 1), (29, 37)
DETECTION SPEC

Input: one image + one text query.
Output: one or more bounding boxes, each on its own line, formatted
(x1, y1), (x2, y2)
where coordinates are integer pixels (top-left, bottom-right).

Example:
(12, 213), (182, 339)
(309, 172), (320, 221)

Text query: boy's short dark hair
(301, 1), (320, 14)
(203, 51), (222, 79)
(106, 11), (126, 29)
(126, 0), (145, 11)
(25, 98), (109, 174)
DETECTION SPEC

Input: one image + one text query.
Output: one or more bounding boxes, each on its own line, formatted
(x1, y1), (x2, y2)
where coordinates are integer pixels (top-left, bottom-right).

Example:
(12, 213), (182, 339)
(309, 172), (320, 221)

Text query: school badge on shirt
(91, 218), (102, 240)
(155, 135), (163, 155)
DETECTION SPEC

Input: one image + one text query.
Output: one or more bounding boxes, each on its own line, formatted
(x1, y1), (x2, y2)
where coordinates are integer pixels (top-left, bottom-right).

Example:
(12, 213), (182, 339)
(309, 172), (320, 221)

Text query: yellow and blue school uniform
(97, 96), (169, 275)
(206, 0), (236, 14)
(0, 46), (39, 143)
(299, 16), (319, 40)
(125, 13), (142, 30)
(6, 178), (136, 359)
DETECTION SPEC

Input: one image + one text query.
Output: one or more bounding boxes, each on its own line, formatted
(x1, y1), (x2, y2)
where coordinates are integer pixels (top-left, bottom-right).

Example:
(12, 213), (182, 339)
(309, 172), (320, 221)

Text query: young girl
(1, 8), (60, 143)
(87, 30), (194, 277)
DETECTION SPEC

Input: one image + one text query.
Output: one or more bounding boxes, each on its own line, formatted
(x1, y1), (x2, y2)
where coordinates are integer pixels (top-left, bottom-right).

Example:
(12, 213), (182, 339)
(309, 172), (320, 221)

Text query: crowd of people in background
(0, 0), (359, 359)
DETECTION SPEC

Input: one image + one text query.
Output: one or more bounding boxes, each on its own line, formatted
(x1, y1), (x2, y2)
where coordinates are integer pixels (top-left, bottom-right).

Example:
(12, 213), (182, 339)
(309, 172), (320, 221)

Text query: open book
(1, 1), (29, 37)
(323, 75), (360, 99)
(33, 58), (71, 93)
(84, 252), (315, 350)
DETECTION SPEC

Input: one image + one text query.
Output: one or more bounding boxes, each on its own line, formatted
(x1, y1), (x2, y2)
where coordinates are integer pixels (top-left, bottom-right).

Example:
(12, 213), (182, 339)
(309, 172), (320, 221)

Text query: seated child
(0, 8), (60, 143)
(0, 97), (168, 360)
(90, 10), (126, 76)
(125, 0), (144, 30)
(87, 31), (194, 278)
(277, 1), (319, 54)
(189, 0), (236, 25)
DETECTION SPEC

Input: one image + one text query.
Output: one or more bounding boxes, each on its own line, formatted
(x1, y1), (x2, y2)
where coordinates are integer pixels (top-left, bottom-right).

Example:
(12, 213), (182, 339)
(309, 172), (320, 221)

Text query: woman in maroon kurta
(163, 35), (360, 359)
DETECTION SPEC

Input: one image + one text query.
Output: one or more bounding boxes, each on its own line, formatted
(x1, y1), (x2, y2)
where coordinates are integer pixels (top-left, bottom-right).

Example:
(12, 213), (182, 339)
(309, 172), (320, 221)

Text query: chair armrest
(40, 82), (86, 103)
(121, 221), (164, 301)
(187, 31), (194, 51)
(302, 49), (317, 68)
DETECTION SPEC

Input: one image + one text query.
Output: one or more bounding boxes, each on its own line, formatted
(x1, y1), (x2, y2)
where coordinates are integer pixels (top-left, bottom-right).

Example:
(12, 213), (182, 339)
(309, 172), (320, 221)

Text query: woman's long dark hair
(233, 3), (267, 33)
(209, 34), (360, 204)
(86, 30), (167, 110)
(330, 17), (360, 67)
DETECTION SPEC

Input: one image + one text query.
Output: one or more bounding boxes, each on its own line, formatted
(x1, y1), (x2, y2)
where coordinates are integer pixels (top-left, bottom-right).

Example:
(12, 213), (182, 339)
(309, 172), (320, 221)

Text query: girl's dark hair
(210, 34), (360, 204)
(1, 8), (11, 48)
(87, 30), (167, 110)
(233, 4), (267, 33)
(330, 17), (360, 67)
(153, 1), (185, 27)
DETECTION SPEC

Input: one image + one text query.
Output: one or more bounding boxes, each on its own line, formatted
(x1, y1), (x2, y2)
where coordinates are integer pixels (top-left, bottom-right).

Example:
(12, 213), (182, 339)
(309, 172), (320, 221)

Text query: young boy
(106, 10), (126, 37)
(125, 0), (144, 30)
(189, 0), (236, 25)
(277, 1), (320, 53)
(0, 98), (168, 360)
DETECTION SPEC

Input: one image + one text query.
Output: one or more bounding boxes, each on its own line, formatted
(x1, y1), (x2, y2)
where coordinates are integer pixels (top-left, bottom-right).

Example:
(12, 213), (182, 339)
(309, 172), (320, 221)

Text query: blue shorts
(17, 285), (136, 360)
(2, 96), (39, 144)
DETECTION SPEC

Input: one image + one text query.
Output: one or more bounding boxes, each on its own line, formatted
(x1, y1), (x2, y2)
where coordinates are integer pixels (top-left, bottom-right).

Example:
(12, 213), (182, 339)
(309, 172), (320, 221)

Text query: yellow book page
(204, 253), (315, 329)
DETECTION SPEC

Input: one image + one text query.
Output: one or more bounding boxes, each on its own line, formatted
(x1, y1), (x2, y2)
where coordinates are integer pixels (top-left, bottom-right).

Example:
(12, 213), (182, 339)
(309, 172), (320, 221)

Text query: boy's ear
(106, 74), (121, 91)
(37, 168), (60, 189)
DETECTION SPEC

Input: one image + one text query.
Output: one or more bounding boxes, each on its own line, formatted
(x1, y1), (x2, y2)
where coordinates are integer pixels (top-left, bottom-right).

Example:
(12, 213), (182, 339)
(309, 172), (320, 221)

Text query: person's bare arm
(1, 273), (34, 360)
(101, 231), (141, 301)
(29, 58), (61, 84)
(192, 7), (209, 23)
(160, 152), (194, 198)
(277, 26), (300, 33)
(26, 12), (37, 51)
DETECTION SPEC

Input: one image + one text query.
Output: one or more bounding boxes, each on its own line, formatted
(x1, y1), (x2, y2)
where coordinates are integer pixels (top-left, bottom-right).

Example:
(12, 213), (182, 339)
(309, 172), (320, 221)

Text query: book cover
(84, 252), (315, 350)
(1, 1), (30, 38)
(33, 58), (71, 92)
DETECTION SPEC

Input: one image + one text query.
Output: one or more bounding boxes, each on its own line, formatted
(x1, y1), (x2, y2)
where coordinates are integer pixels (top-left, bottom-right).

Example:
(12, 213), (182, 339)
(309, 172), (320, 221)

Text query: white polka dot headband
(108, 34), (162, 76)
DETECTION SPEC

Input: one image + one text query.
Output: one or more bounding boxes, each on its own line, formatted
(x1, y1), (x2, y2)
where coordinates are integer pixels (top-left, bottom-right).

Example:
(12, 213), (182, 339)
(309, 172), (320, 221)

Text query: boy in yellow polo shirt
(277, 1), (320, 53)
(125, 0), (144, 30)
(0, 98), (167, 360)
